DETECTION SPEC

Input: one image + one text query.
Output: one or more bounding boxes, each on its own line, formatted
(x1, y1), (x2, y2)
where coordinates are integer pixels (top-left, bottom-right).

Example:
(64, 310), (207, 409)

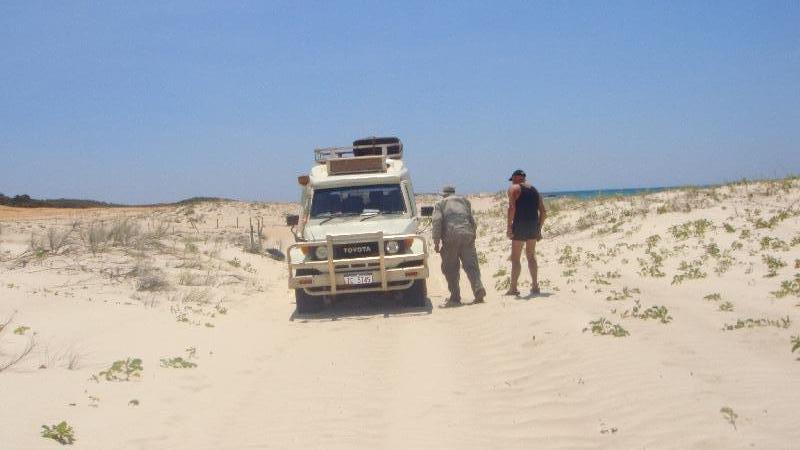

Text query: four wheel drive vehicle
(285, 137), (433, 313)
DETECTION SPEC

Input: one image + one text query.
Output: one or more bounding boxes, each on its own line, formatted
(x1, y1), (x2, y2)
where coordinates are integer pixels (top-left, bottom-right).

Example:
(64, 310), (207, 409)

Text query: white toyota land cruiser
(285, 137), (433, 313)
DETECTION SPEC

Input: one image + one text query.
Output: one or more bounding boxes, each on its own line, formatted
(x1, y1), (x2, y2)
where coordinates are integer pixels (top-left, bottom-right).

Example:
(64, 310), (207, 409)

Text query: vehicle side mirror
(286, 214), (299, 226)
(420, 206), (434, 217)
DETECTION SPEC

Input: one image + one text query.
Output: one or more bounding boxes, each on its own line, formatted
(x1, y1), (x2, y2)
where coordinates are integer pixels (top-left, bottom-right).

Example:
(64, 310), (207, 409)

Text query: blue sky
(1, 1), (798, 203)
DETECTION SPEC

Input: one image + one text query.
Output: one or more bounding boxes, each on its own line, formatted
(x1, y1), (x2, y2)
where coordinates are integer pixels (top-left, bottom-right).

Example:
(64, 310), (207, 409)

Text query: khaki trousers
(440, 233), (484, 300)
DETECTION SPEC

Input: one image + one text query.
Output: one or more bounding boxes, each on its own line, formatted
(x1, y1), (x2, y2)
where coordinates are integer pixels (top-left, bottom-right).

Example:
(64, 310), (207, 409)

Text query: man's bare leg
(508, 240), (524, 294)
(525, 239), (539, 292)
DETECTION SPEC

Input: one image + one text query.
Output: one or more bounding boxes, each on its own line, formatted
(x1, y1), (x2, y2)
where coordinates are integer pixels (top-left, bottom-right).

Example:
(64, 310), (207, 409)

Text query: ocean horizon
(542, 186), (670, 199)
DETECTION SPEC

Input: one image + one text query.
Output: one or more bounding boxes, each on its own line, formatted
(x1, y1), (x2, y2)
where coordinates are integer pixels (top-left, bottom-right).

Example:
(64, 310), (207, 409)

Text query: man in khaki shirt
(432, 185), (486, 307)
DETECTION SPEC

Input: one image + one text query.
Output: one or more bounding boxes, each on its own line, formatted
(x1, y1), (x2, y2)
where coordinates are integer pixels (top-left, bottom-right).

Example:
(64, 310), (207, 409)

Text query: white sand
(2, 180), (800, 449)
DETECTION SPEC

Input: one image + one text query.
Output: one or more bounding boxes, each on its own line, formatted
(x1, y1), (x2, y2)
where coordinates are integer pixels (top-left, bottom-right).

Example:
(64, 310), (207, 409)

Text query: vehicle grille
(332, 242), (380, 259)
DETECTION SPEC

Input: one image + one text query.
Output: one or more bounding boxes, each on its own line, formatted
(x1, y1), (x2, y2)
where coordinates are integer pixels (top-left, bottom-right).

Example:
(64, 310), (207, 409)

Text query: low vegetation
(720, 406), (738, 430)
(41, 421), (76, 445)
(606, 287), (640, 301)
(762, 255), (786, 278)
(637, 235), (666, 277)
(672, 259), (707, 285)
(94, 358), (143, 382)
(557, 245), (581, 267)
(669, 219), (713, 240)
(722, 316), (791, 331)
(0, 312), (36, 372)
(718, 301), (735, 312)
(584, 318), (629, 337)
(622, 301), (673, 323)
(160, 357), (197, 369)
(771, 274), (800, 298)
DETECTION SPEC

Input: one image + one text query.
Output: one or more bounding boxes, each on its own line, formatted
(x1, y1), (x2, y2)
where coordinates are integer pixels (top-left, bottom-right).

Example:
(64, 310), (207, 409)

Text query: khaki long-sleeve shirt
(431, 195), (477, 242)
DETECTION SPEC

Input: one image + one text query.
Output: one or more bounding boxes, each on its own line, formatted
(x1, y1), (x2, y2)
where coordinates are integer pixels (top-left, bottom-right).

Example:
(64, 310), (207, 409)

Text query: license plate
(343, 273), (374, 285)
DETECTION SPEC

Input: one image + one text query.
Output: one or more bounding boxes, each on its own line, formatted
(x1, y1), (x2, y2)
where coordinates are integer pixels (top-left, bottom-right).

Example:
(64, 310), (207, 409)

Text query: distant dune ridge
(1, 176), (799, 449)
(0, 193), (233, 209)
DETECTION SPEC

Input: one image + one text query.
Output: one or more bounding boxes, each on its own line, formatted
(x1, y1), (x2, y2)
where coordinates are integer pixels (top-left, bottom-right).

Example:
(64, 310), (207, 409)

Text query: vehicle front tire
(295, 288), (323, 313)
(403, 280), (427, 307)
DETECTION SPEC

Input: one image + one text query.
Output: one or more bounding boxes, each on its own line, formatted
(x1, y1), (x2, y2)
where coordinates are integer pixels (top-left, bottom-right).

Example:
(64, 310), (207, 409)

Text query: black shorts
(512, 220), (541, 241)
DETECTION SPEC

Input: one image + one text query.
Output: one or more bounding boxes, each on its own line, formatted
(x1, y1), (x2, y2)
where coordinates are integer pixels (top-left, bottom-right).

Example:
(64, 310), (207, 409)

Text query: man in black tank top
(506, 169), (547, 296)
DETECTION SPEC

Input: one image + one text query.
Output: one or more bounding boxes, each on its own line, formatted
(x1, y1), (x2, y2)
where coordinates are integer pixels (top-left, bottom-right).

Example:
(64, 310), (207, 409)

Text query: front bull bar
(287, 232), (428, 296)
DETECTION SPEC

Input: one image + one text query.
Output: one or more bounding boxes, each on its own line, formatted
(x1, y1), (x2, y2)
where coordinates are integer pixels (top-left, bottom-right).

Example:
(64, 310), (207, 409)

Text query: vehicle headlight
(314, 245), (329, 260)
(385, 240), (400, 254)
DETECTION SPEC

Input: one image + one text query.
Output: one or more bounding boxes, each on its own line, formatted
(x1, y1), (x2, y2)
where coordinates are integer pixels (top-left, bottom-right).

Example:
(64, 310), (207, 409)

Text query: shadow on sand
(289, 293), (433, 322)
(514, 291), (554, 301)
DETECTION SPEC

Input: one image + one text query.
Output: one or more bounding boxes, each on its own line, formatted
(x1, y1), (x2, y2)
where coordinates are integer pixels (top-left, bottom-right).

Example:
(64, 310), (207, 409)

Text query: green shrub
(606, 287), (640, 301)
(96, 358), (143, 381)
(583, 318), (629, 337)
(159, 357), (197, 369)
(771, 274), (800, 298)
(720, 407), (738, 430)
(672, 260), (707, 284)
(722, 316), (791, 331)
(762, 255), (786, 277)
(41, 421), (75, 445)
(705, 243), (721, 258)
(557, 245), (581, 267)
(713, 251), (735, 275)
(477, 251), (487, 265)
(622, 300), (673, 323)
(637, 251), (666, 278)
(669, 219), (713, 240)
(494, 276), (510, 291)
(590, 271), (620, 285)
(760, 237), (789, 251)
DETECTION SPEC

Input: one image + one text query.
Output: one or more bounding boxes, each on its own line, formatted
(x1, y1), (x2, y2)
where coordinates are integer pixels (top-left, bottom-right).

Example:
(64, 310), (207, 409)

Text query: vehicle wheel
(403, 280), (427, 307)
(295, 288), (323, 313)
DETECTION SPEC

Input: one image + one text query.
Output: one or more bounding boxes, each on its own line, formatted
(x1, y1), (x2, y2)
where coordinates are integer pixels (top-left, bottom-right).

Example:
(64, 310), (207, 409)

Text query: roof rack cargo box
(352, 136), (402, 159)
(327, 155), (387, 175)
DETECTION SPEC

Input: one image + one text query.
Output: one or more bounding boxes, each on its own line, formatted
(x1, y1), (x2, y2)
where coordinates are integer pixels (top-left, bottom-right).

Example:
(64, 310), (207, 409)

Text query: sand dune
(2, 179), (800, 449)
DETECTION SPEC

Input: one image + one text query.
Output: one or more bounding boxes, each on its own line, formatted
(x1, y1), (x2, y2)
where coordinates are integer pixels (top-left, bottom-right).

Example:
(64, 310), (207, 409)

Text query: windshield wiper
(318, 212), (359, 224)
(360, 211), (404, 221)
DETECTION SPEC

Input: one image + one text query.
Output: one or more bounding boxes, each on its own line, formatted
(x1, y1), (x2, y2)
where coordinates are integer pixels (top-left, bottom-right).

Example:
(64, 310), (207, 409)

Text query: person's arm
(507, 185), (520, 239)
(431, 200), (444, 252)
(537, 192), (547, 240)
(465, 198), (476, 234)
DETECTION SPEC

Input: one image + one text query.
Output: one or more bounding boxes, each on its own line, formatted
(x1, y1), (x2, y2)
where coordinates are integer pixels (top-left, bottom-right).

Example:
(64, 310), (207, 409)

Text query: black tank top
(514, 185), (539, 224)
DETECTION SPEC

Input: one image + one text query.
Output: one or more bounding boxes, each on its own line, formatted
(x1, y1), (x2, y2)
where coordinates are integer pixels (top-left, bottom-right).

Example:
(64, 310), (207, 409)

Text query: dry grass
(135, 263), (170, 292)
(0, 311), (37, 372)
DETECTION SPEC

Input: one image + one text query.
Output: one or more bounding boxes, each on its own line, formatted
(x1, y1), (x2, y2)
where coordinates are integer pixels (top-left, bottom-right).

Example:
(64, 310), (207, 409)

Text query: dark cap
(508, 169), (526, 181)
(441, 185), (456, 195)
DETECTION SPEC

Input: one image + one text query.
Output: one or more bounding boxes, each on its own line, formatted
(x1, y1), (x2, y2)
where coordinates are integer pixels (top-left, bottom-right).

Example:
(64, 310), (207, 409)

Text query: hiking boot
(530, 286), (541, 296)
(473, 288), (486, 304)
(440, 297), (462, 308)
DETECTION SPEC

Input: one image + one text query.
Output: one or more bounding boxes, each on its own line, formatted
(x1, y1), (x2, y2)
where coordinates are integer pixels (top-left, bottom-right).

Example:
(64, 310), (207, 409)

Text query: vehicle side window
(402, 181), (417, 217)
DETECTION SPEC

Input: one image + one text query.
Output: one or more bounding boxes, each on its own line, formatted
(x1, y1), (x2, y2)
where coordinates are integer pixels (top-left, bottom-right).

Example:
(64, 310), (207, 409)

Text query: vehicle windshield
(310, 184), (406, 218)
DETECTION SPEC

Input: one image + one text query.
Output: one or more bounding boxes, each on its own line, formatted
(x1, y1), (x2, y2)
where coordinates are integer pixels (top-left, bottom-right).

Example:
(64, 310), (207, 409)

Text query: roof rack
(314, 136), (403, 164)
